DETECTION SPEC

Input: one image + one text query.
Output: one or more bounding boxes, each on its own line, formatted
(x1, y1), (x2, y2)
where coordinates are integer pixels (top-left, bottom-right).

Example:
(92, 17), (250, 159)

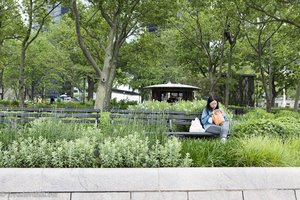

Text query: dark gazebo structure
(145, 82), (200, 102)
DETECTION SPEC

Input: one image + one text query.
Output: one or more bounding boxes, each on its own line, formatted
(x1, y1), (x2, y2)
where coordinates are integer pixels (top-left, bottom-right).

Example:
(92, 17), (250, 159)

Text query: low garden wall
(0, 167), (300, 200)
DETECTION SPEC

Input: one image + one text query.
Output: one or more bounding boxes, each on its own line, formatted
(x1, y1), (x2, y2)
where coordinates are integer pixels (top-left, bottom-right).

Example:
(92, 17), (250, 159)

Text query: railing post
(96, 110), (100, 126)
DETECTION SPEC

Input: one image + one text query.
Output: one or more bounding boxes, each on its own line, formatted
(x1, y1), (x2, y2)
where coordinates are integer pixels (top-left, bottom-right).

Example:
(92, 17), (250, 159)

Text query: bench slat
(167, 132), (215, 136)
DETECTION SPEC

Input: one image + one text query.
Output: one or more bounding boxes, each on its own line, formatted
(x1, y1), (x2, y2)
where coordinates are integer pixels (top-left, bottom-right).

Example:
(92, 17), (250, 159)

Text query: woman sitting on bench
(201, 96), (229, 142)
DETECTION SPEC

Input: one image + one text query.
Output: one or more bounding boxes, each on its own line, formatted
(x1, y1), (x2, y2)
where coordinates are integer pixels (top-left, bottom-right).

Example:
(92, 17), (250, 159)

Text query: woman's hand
(213, 109), (221, 114)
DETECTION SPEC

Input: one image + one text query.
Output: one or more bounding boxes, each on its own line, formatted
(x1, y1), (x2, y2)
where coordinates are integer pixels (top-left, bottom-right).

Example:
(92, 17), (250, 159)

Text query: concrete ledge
(0, 168), (300, 200)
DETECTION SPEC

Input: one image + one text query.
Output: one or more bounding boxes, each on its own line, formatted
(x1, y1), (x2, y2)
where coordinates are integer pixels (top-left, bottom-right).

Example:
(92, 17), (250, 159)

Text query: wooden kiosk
(144, 82), (199, 102)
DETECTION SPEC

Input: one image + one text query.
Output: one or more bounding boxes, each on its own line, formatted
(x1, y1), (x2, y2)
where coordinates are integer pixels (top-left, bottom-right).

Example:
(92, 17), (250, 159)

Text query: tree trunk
(271, 77), (276, 107)
(19, 46), (26, 107)
(258, 44), (271, 112)
(267, 40), (273, 112)
(94, 33), (119, 110)
(225, 46), (233, 106)
(87, 76), (94, 101)
(94, 63), (118, 111)
(31, 82), (34, 101)
(94, 80), (113, 111)
(70, 84), (74, 98)
(294, 78), (300, 111)
(72, 0), (119, 111)
(0, 69), (4, 100)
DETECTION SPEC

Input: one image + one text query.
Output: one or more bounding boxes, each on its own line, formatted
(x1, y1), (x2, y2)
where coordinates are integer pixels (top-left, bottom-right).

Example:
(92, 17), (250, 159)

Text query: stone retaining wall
(0, 168), (299, 200)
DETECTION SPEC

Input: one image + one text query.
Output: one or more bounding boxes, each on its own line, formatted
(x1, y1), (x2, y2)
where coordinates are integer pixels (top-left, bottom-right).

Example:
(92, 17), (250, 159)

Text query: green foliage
(25, 118), (91, 142)
(232, 119), (282, 138)
(235, 136), (294, 167)
(181, 139), (238, 167)
(50, 137), (97, 168)
(0, 124), (25, 148)
(99, 112), (111, 136)
(0, 107), (300, 167)
(285, 138), (300, 166)
(181, 136), (300, 167)
(0, 136), (97, 168)
(274, 110), (300, 119)
(179, 108), (300, 167)
(243, 108), (275, 120)
(231, 108), (300, 139)
(0, 133), (192, 168)
(27, 101), (94, 109)
(129, 100), (207, 112)
(98, 134), (192, 167)
(128, 100), (233, 121)
(0, 100), (19, 107)
(107, 113), (168, 143)
(110, 98), (138, 110)
(158, 137), (192, 167)
(0, 137), (53, 167)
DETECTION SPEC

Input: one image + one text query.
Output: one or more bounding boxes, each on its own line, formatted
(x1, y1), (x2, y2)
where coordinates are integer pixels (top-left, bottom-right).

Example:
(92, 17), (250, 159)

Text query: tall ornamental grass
(235, 136), (293, 166)
(181, 136), (300, 167)
(180, 139), (238, 167)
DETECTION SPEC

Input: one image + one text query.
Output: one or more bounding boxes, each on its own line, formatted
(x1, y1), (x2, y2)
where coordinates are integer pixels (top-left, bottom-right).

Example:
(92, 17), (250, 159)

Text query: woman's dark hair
(205, 95), (219, 111)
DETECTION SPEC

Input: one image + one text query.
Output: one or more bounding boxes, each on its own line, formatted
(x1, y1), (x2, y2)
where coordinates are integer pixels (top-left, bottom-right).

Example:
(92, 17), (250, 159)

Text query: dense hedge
(231, 109), (300, 139)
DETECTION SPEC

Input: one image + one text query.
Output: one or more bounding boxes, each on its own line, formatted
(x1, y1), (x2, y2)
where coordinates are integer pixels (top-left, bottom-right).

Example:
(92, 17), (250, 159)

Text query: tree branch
(72, 0), (102, 77)
(82, 26), (106, 50)
(99, 1), (114, 28)
(261, 22), (283, 49)
(246, 0), (300, 28)
(25, 2), (62, 50)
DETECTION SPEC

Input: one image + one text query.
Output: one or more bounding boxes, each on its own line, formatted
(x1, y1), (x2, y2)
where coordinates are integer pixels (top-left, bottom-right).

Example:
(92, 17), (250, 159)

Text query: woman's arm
(220, 108), (229, 121)
(201, 108), (212, 125)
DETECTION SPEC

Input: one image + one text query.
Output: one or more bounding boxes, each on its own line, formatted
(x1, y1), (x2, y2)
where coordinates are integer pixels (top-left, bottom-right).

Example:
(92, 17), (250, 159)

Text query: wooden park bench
(0, 107), (100, 124)
(110, 110), (219, 137)
(0, 107), (221, 137)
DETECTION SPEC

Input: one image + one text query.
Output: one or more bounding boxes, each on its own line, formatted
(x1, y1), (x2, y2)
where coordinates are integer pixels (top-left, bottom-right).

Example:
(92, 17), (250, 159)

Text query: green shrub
(51, 137), (97, 167)
(0, 133), (192, 168)
(158, 137), (192, 167)
(231, 117), (300, 139)
(99, 133), (150, 167)
(110, 98), (138, 110)
(128, 100), (233, 120)
(0, 136), (97, 168)
(29, 101), (94, 109)
(0, 137), (53, 167)
(275, 110), (300, 119)
(0, 100), (19, 107)
(128, 100), (207, 112)
(98, 134), (192, 167)
(128, 101), (171, 111)
(232, 119), (283, 138)
(243, 108), (275, 120)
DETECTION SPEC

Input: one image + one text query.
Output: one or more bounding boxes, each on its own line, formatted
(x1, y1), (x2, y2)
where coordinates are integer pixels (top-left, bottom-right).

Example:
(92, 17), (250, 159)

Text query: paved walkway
(0, 168), (299, 199)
